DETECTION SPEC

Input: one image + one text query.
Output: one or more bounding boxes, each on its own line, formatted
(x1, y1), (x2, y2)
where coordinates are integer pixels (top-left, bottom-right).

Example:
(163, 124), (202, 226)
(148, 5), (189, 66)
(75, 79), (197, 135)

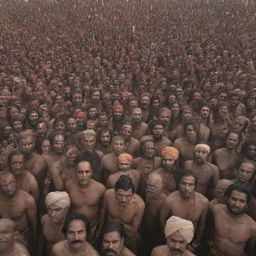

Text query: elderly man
(39, 191), (71, 256)
(151, 216), (196, 256)
(209, 184), (256, 256)
(51, 213), (99, 256)
(100, 175), (145, 253)
(160, 170), (209, 250)
(184, 143), (219, 198)
(107, 153), (140, 191)
(0, 218), (30, 256)
(65, 159), (105, 245)
(153, 146), (180, 195)
(101, 222), (135, 256)
(0, 172), (37, 252)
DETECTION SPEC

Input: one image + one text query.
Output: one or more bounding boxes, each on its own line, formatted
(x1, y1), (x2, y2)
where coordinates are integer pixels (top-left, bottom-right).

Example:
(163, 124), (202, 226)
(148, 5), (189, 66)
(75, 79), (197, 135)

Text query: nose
(74, 232), (79, 240)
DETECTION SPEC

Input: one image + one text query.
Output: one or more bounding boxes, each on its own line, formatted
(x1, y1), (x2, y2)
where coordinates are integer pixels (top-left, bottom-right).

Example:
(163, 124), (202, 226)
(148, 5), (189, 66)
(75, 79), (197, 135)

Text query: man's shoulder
(124, 247), (136, 256)
(52, 240), (67, 253)
(195, 191), (209, 204)
(91, 179), (106, 191)
(132, 193), (145, 208)
(151, 245), (169, 255)
(15, 242), (30, 256)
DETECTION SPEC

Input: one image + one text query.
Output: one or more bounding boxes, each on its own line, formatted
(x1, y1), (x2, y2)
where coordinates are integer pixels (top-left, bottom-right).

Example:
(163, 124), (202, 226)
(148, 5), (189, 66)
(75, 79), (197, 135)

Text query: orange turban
(161, 146), (179, 160)
(74, 111), (85, 118)
(118, 153), (133, 163)
(112, 104), (124, 111)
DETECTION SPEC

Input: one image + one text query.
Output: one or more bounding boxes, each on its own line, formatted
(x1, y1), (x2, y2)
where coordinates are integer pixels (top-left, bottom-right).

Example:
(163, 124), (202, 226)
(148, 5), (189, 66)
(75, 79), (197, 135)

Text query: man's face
(100, 132), (111, 146)
(112, 139), (125, 155)
(166, 231), (187, 256)
(76, 161), (92, 186)
(28, 111), (39, 125)
(231, 96), (240, 107)
(91, 91), (100, 103)
(102, 231), (124, 256)
(42, 140), (50, 154)
(152, 125), (164, 140)
(99, 115), (109, 128)
(140, 96), (150, 109)
(179, 176), (195, 198)
(200, 106), (210, 119)
(47, 202), (68, 224)
(66, 220), (87, 250)
(194, 147), (208, 165)
(67, 118), (77, 132)
(227, 190), (247, 215)
(87, 107), (98, 120)
(238, 162), (255, 184)
(185, 125), (197, 142)
(246, 145), (256, 160)
(146, 175), (162, 196)
(131, 109), (142, 123)
(115, 188), (133, 207)
(53, 135), (65, 154)
(118, 159), (131, 172)
(20, 136), (34, 156)
(12, 121), (23, 133)
(162, 155), (175, 171)
(72, 93), (83, 106)
(143, 141), (155, 159)
(182, 110), (192, 121)
(0, 221), (15, 252)
(65, 146), (79, 164)
(159, 111), (171, 125)
(0, 174), (17, 197)
(84, 135), (96, 152)
(10, 154), (24, 176)
(121, 125), (133, 141)
(113, 109), (124, 121)
(226, 132), (239, 150)
(36, 122), (48, 135)
(233, 118), (245, 132)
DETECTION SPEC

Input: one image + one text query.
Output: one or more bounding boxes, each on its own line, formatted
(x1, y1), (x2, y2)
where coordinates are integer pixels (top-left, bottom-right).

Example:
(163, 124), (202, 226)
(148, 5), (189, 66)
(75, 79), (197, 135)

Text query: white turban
(194, 144), (211, 154)
(45, 191), (71, 208)
(164, 216), (194, 244)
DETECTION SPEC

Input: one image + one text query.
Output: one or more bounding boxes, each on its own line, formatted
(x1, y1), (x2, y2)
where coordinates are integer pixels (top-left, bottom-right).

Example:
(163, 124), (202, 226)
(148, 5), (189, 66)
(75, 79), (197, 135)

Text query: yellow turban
(45, 191), (71, 208)
(165, 216), (194, 243)
(118, 153), (133, 163)
(161, 146), (179, 160)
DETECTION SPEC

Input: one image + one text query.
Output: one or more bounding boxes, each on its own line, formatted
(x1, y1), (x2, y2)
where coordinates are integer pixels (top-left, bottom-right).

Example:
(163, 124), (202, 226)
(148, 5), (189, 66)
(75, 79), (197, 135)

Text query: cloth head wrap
(74, 111), (86, 118)
(45, 191), (71, 208)
(161, 146), (179, 160)
(112, 104), (124, 111)
(165, 216), (194, 243)
(194, 144), (210, 153)
(118, 153), (133, 163)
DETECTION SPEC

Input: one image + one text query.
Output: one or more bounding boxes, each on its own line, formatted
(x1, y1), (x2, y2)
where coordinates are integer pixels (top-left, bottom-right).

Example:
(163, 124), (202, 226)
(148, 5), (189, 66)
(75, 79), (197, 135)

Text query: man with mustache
(51, 213), (99, 256)
(0, 218), (30, 256)
(209, 184), (256, 256)
(184, 144), (219, 199)
(151, 216), (196, 256)
(101, 222), (135, 256)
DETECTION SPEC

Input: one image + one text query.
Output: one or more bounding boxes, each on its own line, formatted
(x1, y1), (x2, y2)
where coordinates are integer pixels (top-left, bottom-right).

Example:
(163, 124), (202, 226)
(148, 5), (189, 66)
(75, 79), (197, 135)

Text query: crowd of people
(0, 0), (256, 255)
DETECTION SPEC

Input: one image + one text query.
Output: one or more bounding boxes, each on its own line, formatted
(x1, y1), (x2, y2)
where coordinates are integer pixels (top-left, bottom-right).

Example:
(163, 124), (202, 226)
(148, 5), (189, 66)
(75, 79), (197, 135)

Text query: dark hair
(240, 138), (256, 160)
(225, 128), (242, 144)
(148, 119), (165, 131)
(183, 120), (201, 140)
(224, 184), (250, 203)
(62, 213), (90, 235)
(102, 222), (125, 238)
(8, 150), (24, 167)
(114, 175), (135, 193)
(48, 131), (66, 146)
(176, 169), (198, 187)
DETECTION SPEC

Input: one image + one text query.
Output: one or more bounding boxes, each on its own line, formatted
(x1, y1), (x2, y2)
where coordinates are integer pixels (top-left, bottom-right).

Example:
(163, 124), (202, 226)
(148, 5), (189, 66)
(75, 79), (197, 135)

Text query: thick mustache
(103, 248), (117, 255)
(170, 248), (183, 253)
(71, 240), (83, 244)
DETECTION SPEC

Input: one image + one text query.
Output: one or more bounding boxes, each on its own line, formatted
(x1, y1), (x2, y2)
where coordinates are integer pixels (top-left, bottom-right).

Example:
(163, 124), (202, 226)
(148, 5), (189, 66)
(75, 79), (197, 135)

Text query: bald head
(213, 179), (234, 203)
(146, 172), (163, 195)
(0, 218), (15, 231)
(0, 218), (15, 252)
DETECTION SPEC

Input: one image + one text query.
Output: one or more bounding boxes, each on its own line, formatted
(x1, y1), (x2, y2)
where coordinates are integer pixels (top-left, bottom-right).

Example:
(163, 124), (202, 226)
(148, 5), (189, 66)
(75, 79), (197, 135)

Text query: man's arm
(29, 174), (40, 202)
(159, 197), (172, 232)
(50, 162), (64, 191)
(246, 224), (256, 256)
(26, 194), (37, 239)
(130, 197), (145, 234)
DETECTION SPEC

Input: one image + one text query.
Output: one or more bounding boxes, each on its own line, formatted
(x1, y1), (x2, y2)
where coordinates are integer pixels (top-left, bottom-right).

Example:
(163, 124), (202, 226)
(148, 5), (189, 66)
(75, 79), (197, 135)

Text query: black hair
(176, 169), (198, 187)
(224, 183), (250, 203)
(102, 222), (125, 238)
(62, 212), (90, 236)
(7, 150), (24, 167)
(114, 175), (135, 193)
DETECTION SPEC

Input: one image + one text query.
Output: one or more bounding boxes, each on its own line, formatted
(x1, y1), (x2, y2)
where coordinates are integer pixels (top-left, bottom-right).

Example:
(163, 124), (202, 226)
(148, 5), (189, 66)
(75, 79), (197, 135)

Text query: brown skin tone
(51, 219), (99, 256)
(0, 173), (37, 251)
(184, 147), (219, 198)
(9, 153), (39, 202)
(0, 218), (30, 256)
(65, 161), (105, 241)
(210, 190), (256, 256)
(131, 108), (149, 140)
(100, 188), (145, 253)
(160, 176), (208, 246)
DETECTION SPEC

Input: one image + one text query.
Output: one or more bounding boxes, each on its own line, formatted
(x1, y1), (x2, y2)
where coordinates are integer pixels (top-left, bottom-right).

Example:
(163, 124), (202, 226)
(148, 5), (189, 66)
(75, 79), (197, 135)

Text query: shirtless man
(120, 123), (140, 156)
(100, 175), (145, 253)
(0, 218), (30, 256)
(151, 216), (196, 256)
(141, 172), (167, 256)
(107, 153), (140, 192)
(51, 213), (99, 256)
(0, 172), (37, 252)
(101, 222), (135, 256)
(160, 170), (209, 250)
(65, 159), (105, 245)
(39, 191), (71, 256)
(132, 139), (161, 198)
(102, 136), (126, 180)
(141, 119), (172, 156)
(51, 143), (79, 190)
(8, 150), (39, 202)
(209, 184), (256, 256)
(131, 107), (149, 140)
(184, 144), (219, 198)
(153, 146), (180, 195)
